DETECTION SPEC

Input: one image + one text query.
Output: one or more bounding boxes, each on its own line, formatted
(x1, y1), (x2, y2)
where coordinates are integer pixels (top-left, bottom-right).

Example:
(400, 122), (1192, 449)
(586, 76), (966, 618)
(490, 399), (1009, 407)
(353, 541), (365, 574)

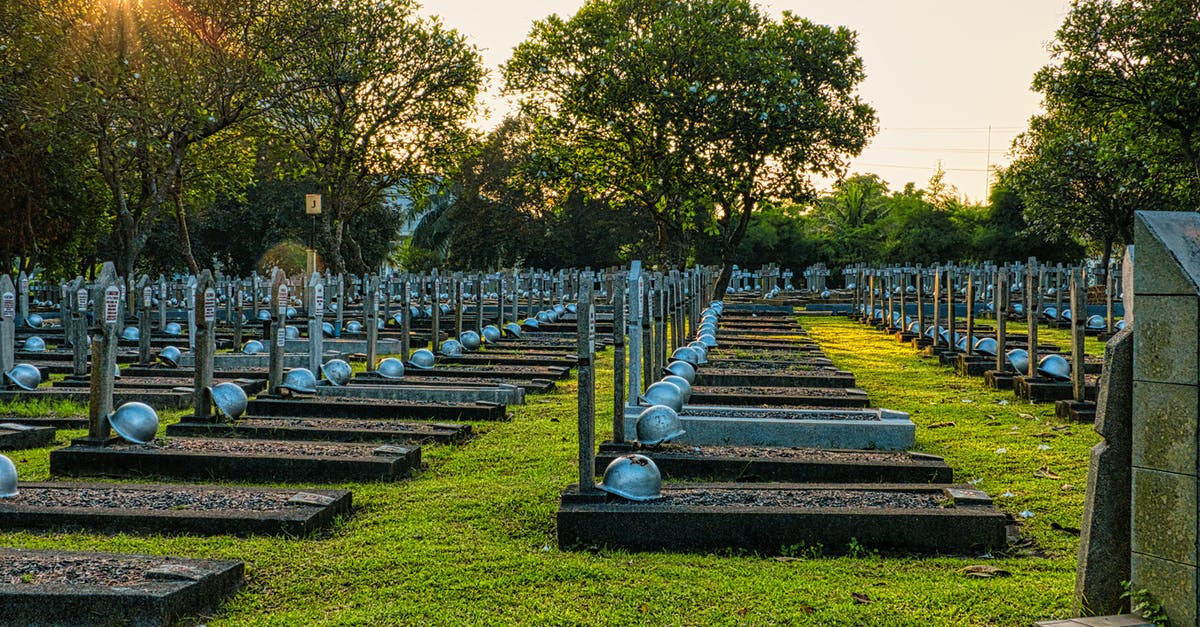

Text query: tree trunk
(173, 186), (200, 275)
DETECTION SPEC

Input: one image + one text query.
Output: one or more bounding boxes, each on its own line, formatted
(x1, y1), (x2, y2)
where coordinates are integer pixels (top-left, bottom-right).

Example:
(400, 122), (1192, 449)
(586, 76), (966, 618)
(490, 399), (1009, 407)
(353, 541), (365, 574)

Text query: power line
(855, 162), (990, 173)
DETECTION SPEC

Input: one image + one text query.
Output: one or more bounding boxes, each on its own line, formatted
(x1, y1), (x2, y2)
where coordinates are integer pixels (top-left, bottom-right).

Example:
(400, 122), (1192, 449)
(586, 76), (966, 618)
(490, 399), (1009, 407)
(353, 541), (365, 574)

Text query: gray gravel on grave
(643, 444), (913, 462)
(237, 417), (448, 433)
(3, 554), (169, 587)
(678, 408), (879, 421)
(113, 438), (379, 457)
(3, 486), (294, 511)
(637, 488), (946, 509)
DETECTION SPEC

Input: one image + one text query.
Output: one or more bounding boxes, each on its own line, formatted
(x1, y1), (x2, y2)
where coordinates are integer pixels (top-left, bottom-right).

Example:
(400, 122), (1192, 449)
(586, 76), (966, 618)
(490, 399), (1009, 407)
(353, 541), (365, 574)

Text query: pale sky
(421, 0), (1073, 203)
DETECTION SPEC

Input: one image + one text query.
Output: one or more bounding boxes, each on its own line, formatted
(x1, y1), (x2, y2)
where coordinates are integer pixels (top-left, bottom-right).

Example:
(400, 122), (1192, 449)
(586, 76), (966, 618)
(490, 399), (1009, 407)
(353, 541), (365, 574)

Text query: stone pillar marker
(70, 277), (88, 377)
(233, 280), (245, 348)
(430, 270), (442, 353)
(0, 275), (16, 383)
(17, 270), (28, 327)
(1118, 211), (1200, 626)
(931, 266), (941, 347)
(268, 268), (287, 394)
(307, 271), (324, 376)
(360, 274), (375, 368)
(996, 268), (1008, 373)
(453, 275), (464, 338)
(1070, 267), (1087, 401)
(915, 265), (925, 339)
(136, 275), (152, 365)
(80, 263), (121, 445)
(400, 276), (411, 358)
(1026, 258), (1039, 378)
(576, 271), (597, 494)
(626, 262), (644, 408)
(335, 273), (345, 338)
(611, 271), (627, 443)
(964, 272), (975, 356)
(193, 271), (217, 421)
(157, 275), (168, 331)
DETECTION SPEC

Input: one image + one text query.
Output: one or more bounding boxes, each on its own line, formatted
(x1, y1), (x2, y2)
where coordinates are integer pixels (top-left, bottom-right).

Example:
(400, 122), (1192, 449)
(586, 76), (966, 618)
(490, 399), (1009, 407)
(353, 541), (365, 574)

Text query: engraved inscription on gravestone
(314, 283), (324, 317)
(276, 285), (289, 316)
(276, 325), (286, 348)
(104, 286), (120, 324)
(143, 287), (153, 308)
(204, 288), (216, 323)
(1, 292), (13, 320)
(76, 288), (88, 312)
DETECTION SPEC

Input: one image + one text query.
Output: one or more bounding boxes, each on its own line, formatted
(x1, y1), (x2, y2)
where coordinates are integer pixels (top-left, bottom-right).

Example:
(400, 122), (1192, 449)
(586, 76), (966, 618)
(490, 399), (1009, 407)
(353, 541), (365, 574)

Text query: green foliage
(505, 0), (875, 285)
(1121, 581), (1169, 626)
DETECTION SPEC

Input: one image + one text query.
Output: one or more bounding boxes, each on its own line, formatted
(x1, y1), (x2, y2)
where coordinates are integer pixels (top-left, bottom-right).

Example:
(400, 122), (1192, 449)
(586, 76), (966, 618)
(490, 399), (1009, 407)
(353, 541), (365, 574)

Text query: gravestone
(193, 271), (217, 420)
(577, 272), (597, 494)
(1128, 211), (1200, 625)
(0, 275), (15, 384)
(70, 277), (88, 377)
(137, 275), (152, 365)
(80, 263), (121, 444)
(307, 271), (324, 375)
(268, 268), (287, 393)
(626, 262), (644, 407)
(365, 274), (379, 370)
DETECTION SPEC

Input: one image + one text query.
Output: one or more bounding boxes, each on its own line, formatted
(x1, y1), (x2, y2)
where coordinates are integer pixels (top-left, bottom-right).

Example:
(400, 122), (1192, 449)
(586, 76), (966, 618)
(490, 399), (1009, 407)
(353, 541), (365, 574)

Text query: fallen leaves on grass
(1050, 522), (1080, 536)
(1033, 466), (1062, 479)
(926, 421), (956, 429)
(960, 565), (1012, 578)
(851, 592), (872, 604)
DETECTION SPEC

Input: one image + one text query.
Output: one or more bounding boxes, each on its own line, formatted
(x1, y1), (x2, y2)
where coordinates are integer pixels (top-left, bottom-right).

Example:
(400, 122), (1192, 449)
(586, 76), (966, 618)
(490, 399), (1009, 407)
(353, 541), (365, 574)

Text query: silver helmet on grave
(376, 357), (405, 379)
(662, 360), (696, 384)
(208, 382), (248, 420)
(595, 454), (663, 501)
(639, 380), (684, 412)
(1037, 354), (1071, 381)
(21, 336), (45, 353)
(157, 346), (182, 368)
(4, 363), (41, 391)
(635, 405), (686, 446)
(408, 349), (436, 370)
(108, 402), (159, 445)
(320, 359), (353, 386)
(279, 368), (318, 395)
(0, 454), (18, 498)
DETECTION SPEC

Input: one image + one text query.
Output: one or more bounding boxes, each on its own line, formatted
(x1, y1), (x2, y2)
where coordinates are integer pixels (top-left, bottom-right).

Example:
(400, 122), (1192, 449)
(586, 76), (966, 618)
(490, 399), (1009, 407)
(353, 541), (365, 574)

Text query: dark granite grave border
(245, 396), (507, 421)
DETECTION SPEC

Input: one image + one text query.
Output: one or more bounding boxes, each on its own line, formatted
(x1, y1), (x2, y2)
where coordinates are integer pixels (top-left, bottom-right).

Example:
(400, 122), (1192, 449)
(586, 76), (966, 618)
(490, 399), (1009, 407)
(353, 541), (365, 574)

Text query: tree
(1036, 0), (1200, 183)
(1006, 107), (1179, 270)
(63, 0), (300, 286)
(808, 174), (891, 265)
(505, 0), (875, 292)
(270, 0), (484, 274)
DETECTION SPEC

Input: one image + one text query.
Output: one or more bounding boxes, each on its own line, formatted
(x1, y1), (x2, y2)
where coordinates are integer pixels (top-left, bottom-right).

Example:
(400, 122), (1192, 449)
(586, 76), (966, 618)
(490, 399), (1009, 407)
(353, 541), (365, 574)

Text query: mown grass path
(1, 315), (1101, 625)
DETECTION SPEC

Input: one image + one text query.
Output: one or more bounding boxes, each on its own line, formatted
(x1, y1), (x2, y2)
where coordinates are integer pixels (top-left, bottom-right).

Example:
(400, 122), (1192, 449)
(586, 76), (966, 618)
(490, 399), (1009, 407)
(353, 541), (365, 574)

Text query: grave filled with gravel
(641, 488), (946, 509)
(114, 438), (379, 457)
(4, 486), (294, 511)
(641, 444), (912, 462)
(238, 417), (448, 433)
(3, 553), (168, 587)
(678, 408), (880, 420)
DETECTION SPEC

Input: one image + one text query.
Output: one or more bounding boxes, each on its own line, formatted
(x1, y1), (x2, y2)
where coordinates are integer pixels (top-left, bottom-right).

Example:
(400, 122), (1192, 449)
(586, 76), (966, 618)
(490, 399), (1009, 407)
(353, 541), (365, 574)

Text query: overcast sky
(421, 0), (1073, 203)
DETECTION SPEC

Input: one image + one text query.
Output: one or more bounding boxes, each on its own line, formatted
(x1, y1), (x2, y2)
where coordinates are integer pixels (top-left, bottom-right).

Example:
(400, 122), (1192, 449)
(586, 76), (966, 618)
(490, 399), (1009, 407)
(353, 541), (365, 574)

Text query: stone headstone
(1128, 211), (1200, 626)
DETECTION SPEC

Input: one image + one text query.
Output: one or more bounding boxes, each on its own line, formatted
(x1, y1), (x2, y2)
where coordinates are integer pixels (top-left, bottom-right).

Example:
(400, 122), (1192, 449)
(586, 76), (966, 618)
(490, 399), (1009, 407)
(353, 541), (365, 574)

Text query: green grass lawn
(0, 315), (1106, 625)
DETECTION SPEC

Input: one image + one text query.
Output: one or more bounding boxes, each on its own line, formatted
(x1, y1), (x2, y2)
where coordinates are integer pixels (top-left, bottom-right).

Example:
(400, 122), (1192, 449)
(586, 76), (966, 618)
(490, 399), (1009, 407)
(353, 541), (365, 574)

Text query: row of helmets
(595, 299), (729, 502)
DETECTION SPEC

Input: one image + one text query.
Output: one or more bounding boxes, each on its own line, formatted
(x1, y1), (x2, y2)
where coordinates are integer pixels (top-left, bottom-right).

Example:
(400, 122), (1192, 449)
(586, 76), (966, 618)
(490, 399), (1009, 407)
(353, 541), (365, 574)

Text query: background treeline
(2, 0), (1197, 283)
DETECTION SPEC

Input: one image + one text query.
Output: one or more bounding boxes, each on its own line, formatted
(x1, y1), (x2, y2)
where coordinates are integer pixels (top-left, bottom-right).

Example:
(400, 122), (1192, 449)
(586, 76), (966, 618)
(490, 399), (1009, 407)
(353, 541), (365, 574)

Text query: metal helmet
(157, 346), (182, 368)
(108, 401), (159, 444)
(320, 358), (353, 386)
(973, 337), (998, 356)
(636, 405), (686, 446)
(439, 303), (452, 315)
(242, 339), (265, 355)
(346, 320), (364, 334)
(286, 306), (298, 319)
(820, 290), (832, 299)
(1037, 354), (1071, 381)
(686, 341), (709, 364)
(1012, 303), (1025, 316)
(907, 321), (921, 334)
(956, 335), (980, 352)
(120, 326), (140, 341)
(25, 313), (44, 328)
(1006, 348), (1030, 374)
(535, 310), (552, 323)
(164, 322), (183, 336)
(284, 325), (300, 340)
(377, 317), (386, 330)
(503, 322), (523, 338)
(553, 304), (566, 316)
(662, 359), (696, 384)
(639, 380), (684, 412)
(0, 454), (17, 498)
(697, 332), (718, 348)
(459, 330), (482, 351)
(279, 367), (318, 395)
(21, 336), (45, 353)
(392, 312), (404, 326)
(661, 375), (692, 401)
(322, 322), (335, 337)
(257, 309), (271, 321)
(1115, 319), (1126, 331)
(5, 363), (41, 391)
(439, 340), (464, 357)
(408, 349), (436, 370)
(1062, 308), (1073, 321)
(409, 305), (422, 320)
(208, 382), (248, 420)
(566, 303), (577, 314)
(521, 317), (540, 329)
(1086, 315), (1106, 330)
(481, 325), (502, 344)
(669, 346), (702, 366)
(376, 357), (405, 379)
(1042, 306), (1058, 320)
(595, 454), (663, 501)
(113, 363), (121, 380)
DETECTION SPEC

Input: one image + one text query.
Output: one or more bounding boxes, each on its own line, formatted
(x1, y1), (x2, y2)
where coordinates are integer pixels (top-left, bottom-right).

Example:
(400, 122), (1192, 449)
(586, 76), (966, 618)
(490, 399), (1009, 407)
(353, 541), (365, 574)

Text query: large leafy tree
(505, 0), (875, 292)
(270, 0), (484, 274)
(63, 0), (302, 285)
(1037, 0), (1200, 183)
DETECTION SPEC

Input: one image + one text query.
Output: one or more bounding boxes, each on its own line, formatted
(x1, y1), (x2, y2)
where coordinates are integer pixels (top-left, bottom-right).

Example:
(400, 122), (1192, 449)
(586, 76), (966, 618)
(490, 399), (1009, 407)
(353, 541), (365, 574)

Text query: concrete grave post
(193, 271), (217, 420)
(1026, 258), (1039, 378)
(335, 274), (345, 338)
(430, 271), (442, 353)
(475, 273), (485, 336)
(268, 268), (287, 394)
(70, 277), (89, 377)
(626, 262), (644, 407)
(186, 276), (198, 351)
(136, 275), (152, 365)
(17, 271), (28, 327)
(233, 280), (245, 348)
(1070, 267), (1087, 401)
(157, 275), (168, 331)
(307, 271), (324, 375)
(454, 275), (464, 338)
(915, 265), (925, 337)
(996, 267), (1008, 373)
(945, 265), (957, 350)
(577, 271), (598, 494)
(400, 276), (412, 357)
(0, 276), (16, 384)
(931, 266), (942, 347)
(364, 274), (379, 369)
(1054, 263), (1065, 323)
(83, 263), (121, 444)
(964, 272), (975, 356)
(611, 272), (627, 442)
(59, 281), (70, 339)
(382, 273), (393, 324)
